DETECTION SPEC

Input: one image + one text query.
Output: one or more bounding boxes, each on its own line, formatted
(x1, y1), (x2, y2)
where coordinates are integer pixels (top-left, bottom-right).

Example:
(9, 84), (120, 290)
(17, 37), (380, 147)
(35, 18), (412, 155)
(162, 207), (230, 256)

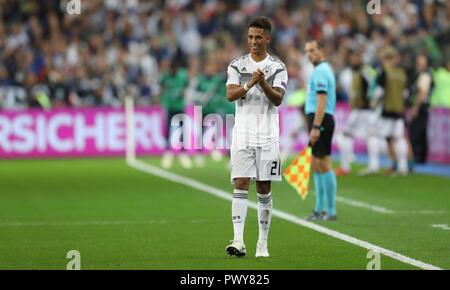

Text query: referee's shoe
(321, 213), (337, 221)
(306, 211), (326, 221)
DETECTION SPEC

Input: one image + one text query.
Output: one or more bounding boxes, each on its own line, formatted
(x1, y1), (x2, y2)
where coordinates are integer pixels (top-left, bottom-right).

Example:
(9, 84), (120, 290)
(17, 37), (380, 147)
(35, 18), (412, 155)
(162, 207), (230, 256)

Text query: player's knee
(234, 178), (250, 191)
(256, 182), (271, 194)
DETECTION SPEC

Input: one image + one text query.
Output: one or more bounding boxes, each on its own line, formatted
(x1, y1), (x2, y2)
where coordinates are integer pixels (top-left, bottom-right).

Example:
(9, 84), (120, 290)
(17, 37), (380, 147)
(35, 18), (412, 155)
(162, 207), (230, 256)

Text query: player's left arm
(255, 69), (286, 106)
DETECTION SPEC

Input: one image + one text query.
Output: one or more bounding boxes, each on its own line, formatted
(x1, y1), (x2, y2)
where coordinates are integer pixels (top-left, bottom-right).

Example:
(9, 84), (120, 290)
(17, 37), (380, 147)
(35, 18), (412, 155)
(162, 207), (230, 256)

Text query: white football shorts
(344, 109), (378, 139)
(373, 117), (405, 139)
(230, 142), (282, 183)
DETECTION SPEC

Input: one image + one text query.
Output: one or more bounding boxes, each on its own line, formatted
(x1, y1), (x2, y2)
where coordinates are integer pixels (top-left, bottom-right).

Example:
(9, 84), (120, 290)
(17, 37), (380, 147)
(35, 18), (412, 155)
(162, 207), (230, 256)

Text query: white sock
(395, 137), (408, 173)
(161, 152), (174, 169)
(232, 189), (248, 242)
(367, 137), (381, 171)
(257, 192), (273, 242)
(337, 134), (354, 172)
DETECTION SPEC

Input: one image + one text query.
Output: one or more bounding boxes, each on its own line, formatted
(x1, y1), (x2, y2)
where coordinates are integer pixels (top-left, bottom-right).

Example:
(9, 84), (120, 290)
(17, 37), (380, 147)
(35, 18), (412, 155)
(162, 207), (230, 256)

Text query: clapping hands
(247, 69), (266, 88)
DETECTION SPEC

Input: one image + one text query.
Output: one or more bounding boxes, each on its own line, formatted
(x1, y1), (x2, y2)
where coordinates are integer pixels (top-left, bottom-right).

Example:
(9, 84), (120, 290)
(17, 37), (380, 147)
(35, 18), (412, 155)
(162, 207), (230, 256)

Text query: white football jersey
(226, 54), (288, 148)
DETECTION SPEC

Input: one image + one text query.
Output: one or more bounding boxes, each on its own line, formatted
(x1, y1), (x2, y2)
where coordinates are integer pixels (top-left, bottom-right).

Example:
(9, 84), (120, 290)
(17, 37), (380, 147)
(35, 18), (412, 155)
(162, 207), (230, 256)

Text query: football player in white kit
(225, 16), (288, 258)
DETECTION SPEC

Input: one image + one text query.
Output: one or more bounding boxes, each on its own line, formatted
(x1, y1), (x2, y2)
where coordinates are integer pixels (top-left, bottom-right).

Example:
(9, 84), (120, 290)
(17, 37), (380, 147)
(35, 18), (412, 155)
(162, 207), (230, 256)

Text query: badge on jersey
(262, 65), (272, 76)
(283, 146), (312, 200)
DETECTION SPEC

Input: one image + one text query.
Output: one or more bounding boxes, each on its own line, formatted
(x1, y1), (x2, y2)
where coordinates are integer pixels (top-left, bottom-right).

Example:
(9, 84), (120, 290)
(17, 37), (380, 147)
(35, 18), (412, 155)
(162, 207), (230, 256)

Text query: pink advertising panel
(0, 107), (166, 159)
(427, 107), (450, 164)
(1, 105), (449, 164)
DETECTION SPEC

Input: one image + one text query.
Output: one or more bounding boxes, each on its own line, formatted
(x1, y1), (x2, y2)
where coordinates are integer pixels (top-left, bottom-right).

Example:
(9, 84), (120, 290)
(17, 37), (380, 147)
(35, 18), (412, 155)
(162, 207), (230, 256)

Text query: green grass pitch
(0, 156), (448, 269)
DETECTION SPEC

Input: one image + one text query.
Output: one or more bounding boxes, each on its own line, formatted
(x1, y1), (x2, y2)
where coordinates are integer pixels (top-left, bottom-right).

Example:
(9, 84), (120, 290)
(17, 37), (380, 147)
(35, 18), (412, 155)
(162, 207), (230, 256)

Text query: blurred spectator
(430, 60), (450, 108)
(186, 55), (231, 116)
(159, 58), (192, 169)
(0, 0), (447, 111)
(407, 54), (432, 163)
(184, 54), (231, 165)
(335, 48), (377, 176)
(360, 46), (410, 176)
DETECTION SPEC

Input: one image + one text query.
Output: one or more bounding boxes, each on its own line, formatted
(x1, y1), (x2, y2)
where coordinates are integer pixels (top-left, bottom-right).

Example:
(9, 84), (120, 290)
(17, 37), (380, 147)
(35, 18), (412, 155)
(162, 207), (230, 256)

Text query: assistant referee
(304, 40), (337, 222)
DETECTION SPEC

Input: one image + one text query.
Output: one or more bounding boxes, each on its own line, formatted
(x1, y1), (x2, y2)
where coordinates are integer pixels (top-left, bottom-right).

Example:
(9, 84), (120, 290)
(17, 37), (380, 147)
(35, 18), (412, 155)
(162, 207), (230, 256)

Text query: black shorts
(306, 113), (335, 158)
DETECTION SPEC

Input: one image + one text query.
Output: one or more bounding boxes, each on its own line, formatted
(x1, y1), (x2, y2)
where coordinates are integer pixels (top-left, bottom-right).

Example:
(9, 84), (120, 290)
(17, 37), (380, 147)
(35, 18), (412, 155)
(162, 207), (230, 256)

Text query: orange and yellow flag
(283, 146), (312, 200)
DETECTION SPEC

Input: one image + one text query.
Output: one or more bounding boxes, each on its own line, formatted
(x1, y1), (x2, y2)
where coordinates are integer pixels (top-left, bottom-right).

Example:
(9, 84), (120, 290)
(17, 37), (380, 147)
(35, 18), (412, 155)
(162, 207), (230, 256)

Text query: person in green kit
(160, 59), (193, 169)
(185, 56), (234, 165)
(200, 58), (235, 162)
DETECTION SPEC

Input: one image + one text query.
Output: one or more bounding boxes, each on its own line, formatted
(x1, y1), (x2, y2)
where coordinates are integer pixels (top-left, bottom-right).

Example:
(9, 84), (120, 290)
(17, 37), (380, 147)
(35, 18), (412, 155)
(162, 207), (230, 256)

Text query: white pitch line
(307, 191), (396, 214)
(431, 224), (450, 231)
(399, 210), (447, 215)
(127, 158), (442, 270)
(335, 196), (395, 214)
(333, 194), (446, 215)
(334, 197), (447, 215)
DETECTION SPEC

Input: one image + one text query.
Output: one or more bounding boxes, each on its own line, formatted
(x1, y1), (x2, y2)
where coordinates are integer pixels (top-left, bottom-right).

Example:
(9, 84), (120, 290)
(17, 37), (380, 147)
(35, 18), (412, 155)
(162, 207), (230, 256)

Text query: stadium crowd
(0, 0), (448, 111)
(1, 0), (449, 170)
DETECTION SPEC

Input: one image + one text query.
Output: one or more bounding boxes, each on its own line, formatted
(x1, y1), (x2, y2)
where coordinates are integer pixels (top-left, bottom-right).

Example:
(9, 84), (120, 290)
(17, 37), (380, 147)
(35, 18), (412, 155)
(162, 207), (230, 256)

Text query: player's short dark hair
(248, 16), (272, 34)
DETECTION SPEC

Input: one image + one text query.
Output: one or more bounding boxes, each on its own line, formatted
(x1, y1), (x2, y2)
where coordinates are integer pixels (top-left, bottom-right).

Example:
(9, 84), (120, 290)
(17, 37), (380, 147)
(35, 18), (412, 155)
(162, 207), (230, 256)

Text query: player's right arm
(310, 67), (328, 145)
(310, 92), (327, 145)
(226, 63), (258, 102)
(226, 83), (254, 102)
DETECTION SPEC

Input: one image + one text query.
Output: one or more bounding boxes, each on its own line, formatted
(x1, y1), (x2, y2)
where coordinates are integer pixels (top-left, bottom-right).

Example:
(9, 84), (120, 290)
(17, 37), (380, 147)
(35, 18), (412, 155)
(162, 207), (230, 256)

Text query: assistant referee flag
(283, 146), (312, 200)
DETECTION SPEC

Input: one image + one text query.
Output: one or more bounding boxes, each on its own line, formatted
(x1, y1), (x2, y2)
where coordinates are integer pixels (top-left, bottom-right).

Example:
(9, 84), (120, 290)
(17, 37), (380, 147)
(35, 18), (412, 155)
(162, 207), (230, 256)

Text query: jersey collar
(249, 53), (270, 64)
